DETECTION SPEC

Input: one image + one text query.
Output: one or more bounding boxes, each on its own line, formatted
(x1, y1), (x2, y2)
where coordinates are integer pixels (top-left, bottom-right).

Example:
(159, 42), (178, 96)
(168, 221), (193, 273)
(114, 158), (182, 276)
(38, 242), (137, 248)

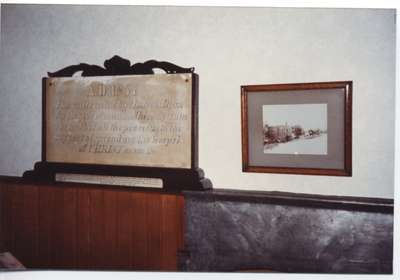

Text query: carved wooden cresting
(24, 56), (212, 191)
(47, 55), (195, 77)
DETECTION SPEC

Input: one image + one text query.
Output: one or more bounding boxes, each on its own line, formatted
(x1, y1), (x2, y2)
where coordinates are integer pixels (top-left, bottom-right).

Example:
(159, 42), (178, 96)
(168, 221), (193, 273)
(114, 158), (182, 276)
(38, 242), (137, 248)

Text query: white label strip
(55, 173), (163, 188)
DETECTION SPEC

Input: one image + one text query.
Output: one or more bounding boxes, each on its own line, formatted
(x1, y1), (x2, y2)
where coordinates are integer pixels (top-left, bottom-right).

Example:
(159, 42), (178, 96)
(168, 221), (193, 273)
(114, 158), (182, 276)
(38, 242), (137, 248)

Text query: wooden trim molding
(183, 189), (393, 214)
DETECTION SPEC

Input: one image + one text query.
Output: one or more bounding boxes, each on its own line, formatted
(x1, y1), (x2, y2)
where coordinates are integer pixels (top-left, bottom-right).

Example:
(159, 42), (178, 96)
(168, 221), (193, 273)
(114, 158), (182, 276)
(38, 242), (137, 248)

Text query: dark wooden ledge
(1, 176), (393, 213)
(183, 189), (394, 214)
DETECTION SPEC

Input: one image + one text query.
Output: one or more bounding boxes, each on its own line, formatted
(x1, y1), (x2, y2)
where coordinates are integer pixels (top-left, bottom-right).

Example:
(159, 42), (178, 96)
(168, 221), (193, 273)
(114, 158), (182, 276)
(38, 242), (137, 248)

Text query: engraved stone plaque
(45, 74), (192, 168)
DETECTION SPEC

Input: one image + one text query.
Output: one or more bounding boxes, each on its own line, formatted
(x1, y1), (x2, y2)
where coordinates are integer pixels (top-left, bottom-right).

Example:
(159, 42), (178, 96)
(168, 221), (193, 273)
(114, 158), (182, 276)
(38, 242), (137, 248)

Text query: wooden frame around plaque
(24, 56), (212, 191)
(241, 81), (352, 176)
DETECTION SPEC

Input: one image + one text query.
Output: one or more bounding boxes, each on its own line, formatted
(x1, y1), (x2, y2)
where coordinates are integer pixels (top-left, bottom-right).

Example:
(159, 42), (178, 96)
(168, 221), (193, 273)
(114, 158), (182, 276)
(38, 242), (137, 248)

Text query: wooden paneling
(0, 177), (184, 271)
(77, 187), (92, 269)
(146, 193), (162, 270)
(160, 195), (180, 270)
(60, 186), (78, 268)
(37, 184), (55, 268)
(89, 188), (105, 268)
(131, 192), (148, 270)
(115, 190), (134, 269)
(102, 189), (118, 269)
(14, 183), (39, 267)
(1, 182), (17, 260)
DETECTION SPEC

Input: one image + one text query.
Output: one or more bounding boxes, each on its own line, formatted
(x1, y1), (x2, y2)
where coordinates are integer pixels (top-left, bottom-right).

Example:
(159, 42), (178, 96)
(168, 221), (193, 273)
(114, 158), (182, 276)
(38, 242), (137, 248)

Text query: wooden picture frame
(241, 81), (352, 176)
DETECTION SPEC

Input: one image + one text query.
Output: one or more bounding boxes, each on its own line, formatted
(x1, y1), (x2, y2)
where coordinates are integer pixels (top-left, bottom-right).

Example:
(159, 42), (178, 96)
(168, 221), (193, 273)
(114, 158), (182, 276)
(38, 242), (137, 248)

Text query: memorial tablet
(45, 74), (192, 168)
(24, 56), (212, 191)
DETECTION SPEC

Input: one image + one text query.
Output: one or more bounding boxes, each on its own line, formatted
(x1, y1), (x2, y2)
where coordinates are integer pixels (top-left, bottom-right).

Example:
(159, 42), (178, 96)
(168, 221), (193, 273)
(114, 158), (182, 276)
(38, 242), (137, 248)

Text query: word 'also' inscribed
(45, 74), (192, 168)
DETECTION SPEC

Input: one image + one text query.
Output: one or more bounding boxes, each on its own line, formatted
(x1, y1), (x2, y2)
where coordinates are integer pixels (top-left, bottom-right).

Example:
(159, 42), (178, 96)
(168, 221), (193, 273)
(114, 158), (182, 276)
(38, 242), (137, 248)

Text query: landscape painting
(262, 103), (327, 155)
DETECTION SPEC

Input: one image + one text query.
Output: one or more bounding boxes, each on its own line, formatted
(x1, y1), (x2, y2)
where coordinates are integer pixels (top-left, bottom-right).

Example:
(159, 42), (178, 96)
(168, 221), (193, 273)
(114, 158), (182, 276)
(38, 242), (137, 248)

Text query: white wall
(0, 4), (395, 198)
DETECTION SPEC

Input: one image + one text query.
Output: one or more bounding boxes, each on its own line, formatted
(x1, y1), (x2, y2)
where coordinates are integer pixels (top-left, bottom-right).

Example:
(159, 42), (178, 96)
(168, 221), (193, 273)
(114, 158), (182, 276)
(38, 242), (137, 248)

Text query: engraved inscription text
(45, 74), (192, 168)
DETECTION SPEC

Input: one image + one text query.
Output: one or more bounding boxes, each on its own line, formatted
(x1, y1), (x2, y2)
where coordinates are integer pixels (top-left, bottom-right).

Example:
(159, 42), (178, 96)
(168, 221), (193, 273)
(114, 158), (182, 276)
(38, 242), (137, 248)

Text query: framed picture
(241, 81), (352, 176)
